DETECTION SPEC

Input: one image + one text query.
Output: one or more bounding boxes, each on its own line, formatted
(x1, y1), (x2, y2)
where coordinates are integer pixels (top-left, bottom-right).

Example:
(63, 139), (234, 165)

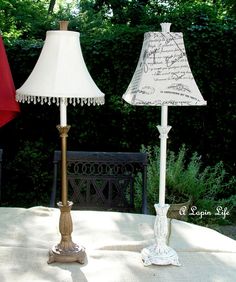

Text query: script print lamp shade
(123, 23), (206, 106)
(16, 25), (105, 264)
(123, 23), (206, 267)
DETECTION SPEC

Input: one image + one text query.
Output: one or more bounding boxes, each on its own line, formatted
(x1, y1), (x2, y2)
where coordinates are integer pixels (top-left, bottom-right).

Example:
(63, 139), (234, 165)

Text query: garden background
(0, 0), (235, 228)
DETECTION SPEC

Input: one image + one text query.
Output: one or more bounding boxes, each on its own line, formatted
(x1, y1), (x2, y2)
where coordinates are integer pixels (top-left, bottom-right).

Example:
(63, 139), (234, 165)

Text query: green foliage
(166, 148), (203, 202)
(134, 145), (203, 212)
(2, 140), (53, 207)
(134, 145), (236, 225)
(0, 0), (50, 39)
(0, 0), (235, 210)
(4, 38), (44, 88)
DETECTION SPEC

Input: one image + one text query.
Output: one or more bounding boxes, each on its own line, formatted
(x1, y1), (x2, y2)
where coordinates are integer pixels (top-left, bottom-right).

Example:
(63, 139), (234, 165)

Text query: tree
(48, 0), (56, 14)
(93, 0), (150, 24)
(0, 0), (235, 207)
(0, 0), (49, 39)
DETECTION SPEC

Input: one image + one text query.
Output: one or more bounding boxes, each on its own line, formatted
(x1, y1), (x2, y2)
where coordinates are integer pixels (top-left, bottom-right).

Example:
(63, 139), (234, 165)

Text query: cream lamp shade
(123, 23), (206, 106)
(16, 30), (105, 106)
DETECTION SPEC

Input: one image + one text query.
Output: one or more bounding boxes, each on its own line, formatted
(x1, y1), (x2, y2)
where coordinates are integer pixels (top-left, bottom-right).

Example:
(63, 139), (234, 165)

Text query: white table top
(0, 206), (235, 281)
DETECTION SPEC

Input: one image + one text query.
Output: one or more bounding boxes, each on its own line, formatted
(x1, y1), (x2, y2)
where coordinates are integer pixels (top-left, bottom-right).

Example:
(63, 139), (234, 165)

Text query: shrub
(134, 145), (236, 225)
(2, 139), (53, 207)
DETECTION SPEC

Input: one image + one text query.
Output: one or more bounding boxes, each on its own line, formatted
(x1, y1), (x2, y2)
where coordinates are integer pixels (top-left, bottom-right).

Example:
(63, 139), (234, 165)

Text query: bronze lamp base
(48, 201), (86, 264)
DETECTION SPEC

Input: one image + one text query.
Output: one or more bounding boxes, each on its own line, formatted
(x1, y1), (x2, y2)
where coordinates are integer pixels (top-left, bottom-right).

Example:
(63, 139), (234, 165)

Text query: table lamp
(16, 21), (105, 263)
(123, 23), (206, 266)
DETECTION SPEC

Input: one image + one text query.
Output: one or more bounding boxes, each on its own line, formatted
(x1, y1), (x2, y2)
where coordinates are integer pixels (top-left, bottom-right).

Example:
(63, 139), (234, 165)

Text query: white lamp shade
(16, 30), (104, 106)
(123, 28), (206, 106)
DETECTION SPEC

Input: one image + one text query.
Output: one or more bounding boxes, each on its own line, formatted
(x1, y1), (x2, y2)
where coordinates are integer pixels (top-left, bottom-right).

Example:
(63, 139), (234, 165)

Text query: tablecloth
(0, 206), (235, 282)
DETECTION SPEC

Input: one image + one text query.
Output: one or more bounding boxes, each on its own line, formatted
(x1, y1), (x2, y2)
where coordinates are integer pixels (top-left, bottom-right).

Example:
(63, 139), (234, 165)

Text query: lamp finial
(160, 23), (171, 33)
(59, 21), (69, 31)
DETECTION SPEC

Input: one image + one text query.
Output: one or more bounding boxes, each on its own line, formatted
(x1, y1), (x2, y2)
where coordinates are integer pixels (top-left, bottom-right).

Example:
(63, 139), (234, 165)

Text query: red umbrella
(0, 35), (20, 127)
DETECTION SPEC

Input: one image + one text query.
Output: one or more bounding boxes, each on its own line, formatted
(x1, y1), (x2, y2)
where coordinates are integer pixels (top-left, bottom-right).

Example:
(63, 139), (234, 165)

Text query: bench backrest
(50, 151), (148, 214)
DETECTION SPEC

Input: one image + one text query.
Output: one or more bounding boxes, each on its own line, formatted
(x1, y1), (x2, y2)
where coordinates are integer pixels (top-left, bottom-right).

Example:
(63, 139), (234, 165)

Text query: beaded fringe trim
(16, 94), (105, 106)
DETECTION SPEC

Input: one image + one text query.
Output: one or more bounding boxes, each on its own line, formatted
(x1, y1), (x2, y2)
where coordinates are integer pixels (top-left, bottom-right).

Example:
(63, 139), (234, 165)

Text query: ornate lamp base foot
(141, 244), (180, 267)
(48, 244), (86, 264)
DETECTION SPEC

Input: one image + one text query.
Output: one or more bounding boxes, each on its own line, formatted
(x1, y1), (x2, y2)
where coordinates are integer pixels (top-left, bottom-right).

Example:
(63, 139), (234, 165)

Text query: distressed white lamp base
(141, 204), (180, 267)
(141, 244), (180, 266)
